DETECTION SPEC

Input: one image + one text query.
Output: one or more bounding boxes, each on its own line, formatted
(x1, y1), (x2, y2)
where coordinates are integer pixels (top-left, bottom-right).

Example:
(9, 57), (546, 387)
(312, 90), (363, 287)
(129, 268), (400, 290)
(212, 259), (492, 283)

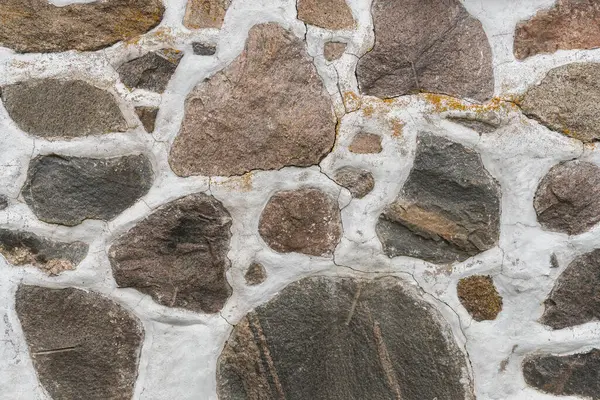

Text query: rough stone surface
(169, 23), (336, 177)
(184, 0), (231, 29)
(324, 41), (346, 61)
(135, 106), (159, 133)
(109, 193), (233, 313)
(15, 285), (144, 400)
(297, 0), (354, 30)
(523, 349), (600, 398)
(514, 0), (600, 60)
(333, 166), (374, 198)
(357, 0), (494, 101)
(258, 188), (342, 257)
(447, 116), (499, 134)
(2, 79), (127, 139)
(520, 62), (600, 142)
(22, 154), (154, 226)
(0, 195), (8, 210)
(192, 42), (217, 55)
(0, 229), (87, 276)
(118, 50), (183, 93)
(377, 133), (501, 264)
(348, 132), (382, 154)
(244, 263), (267, 286)
(534, 160), (600, 235)
(217, 276), (472, 400)
(457, 275), (503, 321)
(0, 0), (163, 53)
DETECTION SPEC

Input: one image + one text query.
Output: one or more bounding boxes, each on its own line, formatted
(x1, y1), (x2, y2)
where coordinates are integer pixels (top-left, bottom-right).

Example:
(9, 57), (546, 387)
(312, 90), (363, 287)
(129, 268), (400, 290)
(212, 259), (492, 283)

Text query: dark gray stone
(1, 79), (127, 139)
(15, 285), (144, 400)
(118, 49), (183, 93)
(377, 133), (501, 264)
(192, 42), (217, 56)
(22, 154), (154, 226)
(135, 106), (159, 133)
(333, 166), (374, 198)
(109, 193), (232, 313)
(244, 263), (267, 286)
(217, 276), (473, 400)
(0, 195), (8, 210)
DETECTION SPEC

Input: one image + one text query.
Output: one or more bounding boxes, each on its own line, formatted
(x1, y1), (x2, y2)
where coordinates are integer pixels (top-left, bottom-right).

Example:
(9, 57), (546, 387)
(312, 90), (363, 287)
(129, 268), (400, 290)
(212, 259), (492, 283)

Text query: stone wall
(1, 0), (600, 399)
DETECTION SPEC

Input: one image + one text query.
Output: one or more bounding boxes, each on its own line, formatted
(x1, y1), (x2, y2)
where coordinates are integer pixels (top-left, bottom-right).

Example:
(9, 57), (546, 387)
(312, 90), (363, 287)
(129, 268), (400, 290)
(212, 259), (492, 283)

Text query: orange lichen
(389, 118), (405, 137)
(343, 91), (362, 113)
(422, 93), (518, 114)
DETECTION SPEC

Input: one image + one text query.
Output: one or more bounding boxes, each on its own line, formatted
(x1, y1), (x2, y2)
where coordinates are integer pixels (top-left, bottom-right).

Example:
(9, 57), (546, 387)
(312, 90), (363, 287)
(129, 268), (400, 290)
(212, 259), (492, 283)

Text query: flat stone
(2, 79), (127, 139)
(15, 285), (144, 400)
(377, 133), (501, 264)
(357, 0), (494, 101)
(324, 41), (346, 61)
(109, 193), (232, 313)
(217, 276), (472, 400)
(514, 0), (600, 60)
(135, 106), (159, 133)
(446, 116), (499, 134)
(520, 62), (600, 142)
(192, 42), (217, 55)
(457, 275), (502, 321)
(258, 188), (342, 257)
(297, 0), (354, 30)
(184, 0), (231, 29)
(333, 166), (374, 198)
(244, 263), (267, 286)
(534, 160), (600, 235)
(0, 229), (87, 276)
(541, 249), (600, 329)
(523, 349), (600, 398)
(118, 49), (183, 93)
(0, 0), (163, 53)
(169, 23), (336, 176)
(22, 154), (154, 226)
(348, 132), (382, 154)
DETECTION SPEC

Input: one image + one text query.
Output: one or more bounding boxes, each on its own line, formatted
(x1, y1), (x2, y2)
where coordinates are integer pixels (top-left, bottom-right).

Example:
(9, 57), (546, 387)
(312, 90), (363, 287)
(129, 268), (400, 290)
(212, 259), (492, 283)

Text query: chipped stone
(324, 41), (346, 61)
(22, 155), (154, 226)
(244, 263), (267, 286)
(297, 0), (354, 30)
(457, 275), (502, 321)
(184, 0), (231, 29)
(348, 132), (382, 154)
(192, 42), (217, 55)
(118, 49), (183, 93)
(333, 166), (374, 198)
(109, 193), (232, 313)
(135, 106), (159, 133)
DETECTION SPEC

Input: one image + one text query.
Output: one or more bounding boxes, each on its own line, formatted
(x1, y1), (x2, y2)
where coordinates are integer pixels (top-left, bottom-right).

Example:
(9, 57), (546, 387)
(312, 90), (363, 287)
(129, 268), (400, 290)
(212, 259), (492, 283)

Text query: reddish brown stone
(348, 133), (382, 154)
(183, 0), (231, 29)
(297, 0), (354, 30)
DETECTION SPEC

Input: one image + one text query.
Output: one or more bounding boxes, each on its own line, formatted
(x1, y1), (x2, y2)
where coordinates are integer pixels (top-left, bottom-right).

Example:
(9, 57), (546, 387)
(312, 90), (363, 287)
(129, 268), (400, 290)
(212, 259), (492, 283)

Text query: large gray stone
(118, 49), (183, 93)
(357, 0), (494, 102)
(15, 285), (144, 400)
(217, 276), (473, 400)
(22, 154), (154, 226)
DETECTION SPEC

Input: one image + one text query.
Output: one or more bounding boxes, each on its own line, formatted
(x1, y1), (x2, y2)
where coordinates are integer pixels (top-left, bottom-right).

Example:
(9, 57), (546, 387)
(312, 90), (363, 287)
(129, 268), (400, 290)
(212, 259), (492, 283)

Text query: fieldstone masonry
(3, 0), (600, 399)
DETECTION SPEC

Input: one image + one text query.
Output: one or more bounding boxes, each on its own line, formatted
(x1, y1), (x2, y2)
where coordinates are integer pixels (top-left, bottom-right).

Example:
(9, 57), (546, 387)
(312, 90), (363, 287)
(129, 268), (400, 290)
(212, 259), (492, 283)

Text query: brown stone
(324, 41), (347, 61)
(457, 275), (502, 321)
(169, 23), (335, 177)
(135, 106), (159, 133)
(184, 0), (231, 29)
(297, 0), (354, 30)
(0, 0), (164, 53)
(244, 263), (267, 286)
(514, 0), (600, 60)
(333, 166), (374, 198)
(348, 132), (382, 154)
(258, 188), (342, 257)
(109, 193), (232, 313)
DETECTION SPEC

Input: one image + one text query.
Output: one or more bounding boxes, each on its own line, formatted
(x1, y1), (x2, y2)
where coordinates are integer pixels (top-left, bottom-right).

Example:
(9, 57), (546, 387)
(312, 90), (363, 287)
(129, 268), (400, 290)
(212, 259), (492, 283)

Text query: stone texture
(348, 132), (382, 154)
(135, 106), (159, 133)
(297, 0), (354, 30)
(357, 0), (494, 102)
(109, 193), (232, 313)
(0, 0), (163, 53)
(540, 249), (600, 329)
(523, 349), (600, 398)
(457, 275), (503, 321)
(534, 160), (600, 235)
(377, 133), (501, 264)
(324, 41), (347, 61)
(333, 166), (374, 198)
(22, 154), (153, 226)
(15, 285), (143, 400)
(184, 0), (231, 29)
(244, 263), (267, 286)
(169, 23), (336, 177)
(259, 188), (342, 257)
(118, 49), (183, 93)
(514, 0), (600, 60)
(520, 62), (600, 142)
(217, 276), (472, 400)
(0, 195), (8, 210)
(447, 116), (499, 134)
(192, 42), (217, 55)
(0, 229), (87, 276)
(2, 79), (126, 139)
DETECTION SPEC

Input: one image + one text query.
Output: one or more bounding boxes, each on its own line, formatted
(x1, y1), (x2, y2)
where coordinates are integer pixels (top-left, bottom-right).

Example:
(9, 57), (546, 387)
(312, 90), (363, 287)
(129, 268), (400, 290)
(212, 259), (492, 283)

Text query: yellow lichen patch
(422, 93), (518, 115)
(0, 246), (74, 276)
(389, 118), (405, 137)
(218, 172), (254, 192)
(457, 275), (503, 321)
(343, 91), (362, 113)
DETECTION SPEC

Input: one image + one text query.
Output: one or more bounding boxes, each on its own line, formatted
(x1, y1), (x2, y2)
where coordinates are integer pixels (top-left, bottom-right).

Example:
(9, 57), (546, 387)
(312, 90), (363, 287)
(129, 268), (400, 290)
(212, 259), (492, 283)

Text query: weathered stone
(244, 263), (267, 286)
(514, 0), (600, 60)
(457, 275), (502, 321)
(324, 41), (347, 61)
(333, 166), (374, 198)
(520, 63), (600, 142)
(297, 0), (354, 30)
(357, 0), (494, 102)
(2, 79), (126, 139)
(135, 106), (159, 133)
(22, 155), (154, 226)
(541, 249), (600, 329)
(446, 116), (499, 134)
(169, 23), (336, 176)
(192, 42), (217, 55)
(0, 0), (163, 53)
(523, 349), (600, 398)
(217, 276), (472, 400)
(109, 193), (232, 313)
(184, 0), (231, 29)
(118, 49), (183, 93)
(15, 285), (143, 400)
(377, 133), (501, 264)
(259, 188), (342, 257)
(0, 229), (87, 276)
(348, 132), (382, 154)
(0, 195), (8, 210)
(534, 160), (600, 235)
